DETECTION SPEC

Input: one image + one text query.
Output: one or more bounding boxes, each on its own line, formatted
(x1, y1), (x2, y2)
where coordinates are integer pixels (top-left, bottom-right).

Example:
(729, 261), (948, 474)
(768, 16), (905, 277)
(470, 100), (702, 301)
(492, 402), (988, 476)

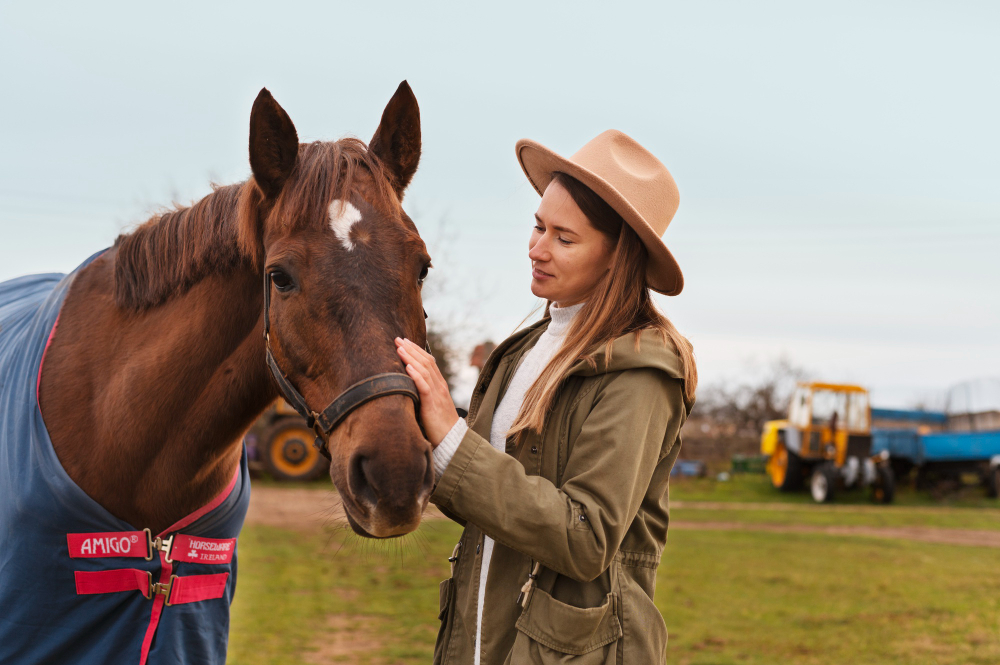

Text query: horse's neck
(40, 252), (276, 534)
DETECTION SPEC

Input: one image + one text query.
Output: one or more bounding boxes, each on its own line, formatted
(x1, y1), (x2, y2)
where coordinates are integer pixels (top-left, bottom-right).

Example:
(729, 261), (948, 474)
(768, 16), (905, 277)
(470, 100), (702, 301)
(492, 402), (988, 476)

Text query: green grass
(250, 472), (1000, 507)
(671, 505), (1000, 531)
(671, 472), (1000, 508)
(229, 516), (1000, 665)
(662, 530), (1000, 665)
(229, 520), (462, 665)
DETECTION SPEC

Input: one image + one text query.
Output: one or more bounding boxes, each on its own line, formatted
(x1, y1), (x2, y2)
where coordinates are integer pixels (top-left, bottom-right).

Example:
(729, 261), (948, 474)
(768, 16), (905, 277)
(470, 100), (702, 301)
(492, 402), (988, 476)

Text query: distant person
(396, 130), (696, 664)
(470, 341), (496, 370)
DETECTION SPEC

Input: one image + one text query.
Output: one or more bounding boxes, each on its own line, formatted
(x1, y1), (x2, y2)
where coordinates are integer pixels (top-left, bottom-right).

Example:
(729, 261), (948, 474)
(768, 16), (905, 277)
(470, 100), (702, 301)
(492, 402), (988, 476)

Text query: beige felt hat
(515, 129), (683, 296)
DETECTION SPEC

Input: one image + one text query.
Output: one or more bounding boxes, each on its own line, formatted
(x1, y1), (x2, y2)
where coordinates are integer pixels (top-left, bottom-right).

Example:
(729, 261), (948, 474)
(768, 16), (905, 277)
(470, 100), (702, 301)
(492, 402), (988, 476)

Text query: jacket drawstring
(516, 560), (541, 608)
(448, 542), (462, 577)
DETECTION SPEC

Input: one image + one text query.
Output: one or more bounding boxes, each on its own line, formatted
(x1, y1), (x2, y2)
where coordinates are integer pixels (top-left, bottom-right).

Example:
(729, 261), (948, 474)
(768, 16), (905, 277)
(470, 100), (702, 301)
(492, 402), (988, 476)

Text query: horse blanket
(0, 254), (251, 665)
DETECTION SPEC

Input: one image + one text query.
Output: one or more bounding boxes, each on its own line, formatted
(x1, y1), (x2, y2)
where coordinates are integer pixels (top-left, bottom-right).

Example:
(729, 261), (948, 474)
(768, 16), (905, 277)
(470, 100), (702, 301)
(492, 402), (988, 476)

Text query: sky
(1, 1), (997, 408)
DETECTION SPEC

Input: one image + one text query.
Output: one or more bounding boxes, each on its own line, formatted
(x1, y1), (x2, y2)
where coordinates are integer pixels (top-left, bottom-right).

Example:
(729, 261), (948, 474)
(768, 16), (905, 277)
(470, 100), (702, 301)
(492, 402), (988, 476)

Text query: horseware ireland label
(67, 531), (148, 558)
(170, 535), (237, 564)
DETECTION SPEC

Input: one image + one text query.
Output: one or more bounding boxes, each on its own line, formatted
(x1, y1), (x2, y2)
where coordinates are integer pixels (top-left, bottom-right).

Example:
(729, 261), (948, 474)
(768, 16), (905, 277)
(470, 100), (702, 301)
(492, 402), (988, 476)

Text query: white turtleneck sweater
(431, 300), (584, 665)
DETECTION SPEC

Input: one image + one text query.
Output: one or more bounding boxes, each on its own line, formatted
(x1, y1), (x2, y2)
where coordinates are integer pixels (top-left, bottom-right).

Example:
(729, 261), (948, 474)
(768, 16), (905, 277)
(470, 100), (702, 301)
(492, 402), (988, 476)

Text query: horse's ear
(369, 80), (421, 198)
(249, 88), (299, 200)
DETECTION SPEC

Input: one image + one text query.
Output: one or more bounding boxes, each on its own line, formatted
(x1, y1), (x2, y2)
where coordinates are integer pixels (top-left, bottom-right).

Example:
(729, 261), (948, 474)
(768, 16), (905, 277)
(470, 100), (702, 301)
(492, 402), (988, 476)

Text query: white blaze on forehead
(328, 199), (363, 251)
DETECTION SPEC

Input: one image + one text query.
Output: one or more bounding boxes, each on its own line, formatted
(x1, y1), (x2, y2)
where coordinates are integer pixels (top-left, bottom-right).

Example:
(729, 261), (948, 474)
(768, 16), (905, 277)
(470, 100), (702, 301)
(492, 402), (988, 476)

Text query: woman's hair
(507, 171), (697, 440)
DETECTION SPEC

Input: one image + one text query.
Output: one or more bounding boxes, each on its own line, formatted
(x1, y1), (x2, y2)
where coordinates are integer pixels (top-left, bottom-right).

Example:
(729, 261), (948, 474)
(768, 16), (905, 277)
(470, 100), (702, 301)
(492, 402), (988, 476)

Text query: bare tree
(695, 357), (808, 437)
(426, 328), (456, 390)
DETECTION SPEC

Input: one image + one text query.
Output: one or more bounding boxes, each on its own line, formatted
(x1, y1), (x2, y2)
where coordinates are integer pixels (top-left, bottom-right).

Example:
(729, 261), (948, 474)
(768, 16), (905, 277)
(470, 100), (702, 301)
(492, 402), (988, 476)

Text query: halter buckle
(312, 418), (332, 461)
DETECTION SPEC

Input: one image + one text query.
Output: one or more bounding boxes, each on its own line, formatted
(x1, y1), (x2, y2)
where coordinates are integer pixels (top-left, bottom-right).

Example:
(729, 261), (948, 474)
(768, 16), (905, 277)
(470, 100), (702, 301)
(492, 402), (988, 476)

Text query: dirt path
(246, 485), (444, 531)
(246, 486), (1000, 548)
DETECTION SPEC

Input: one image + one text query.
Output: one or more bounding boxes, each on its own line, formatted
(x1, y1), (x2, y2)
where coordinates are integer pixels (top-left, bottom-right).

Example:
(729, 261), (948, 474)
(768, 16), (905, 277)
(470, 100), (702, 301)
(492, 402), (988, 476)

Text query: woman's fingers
(396, 338), (435, 374)
(403, 339), (449, 390)
(396, 338), (441, 396)
(402, 337), (434, 362)
(397, 343), (430, 378)
(395, 336), (458, 445)
(404, 362), (430, 392)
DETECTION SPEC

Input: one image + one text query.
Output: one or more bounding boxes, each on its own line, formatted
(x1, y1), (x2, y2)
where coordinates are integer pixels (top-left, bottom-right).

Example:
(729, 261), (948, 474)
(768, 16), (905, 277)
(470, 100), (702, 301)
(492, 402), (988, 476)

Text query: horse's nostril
(348, 454), (379, 508)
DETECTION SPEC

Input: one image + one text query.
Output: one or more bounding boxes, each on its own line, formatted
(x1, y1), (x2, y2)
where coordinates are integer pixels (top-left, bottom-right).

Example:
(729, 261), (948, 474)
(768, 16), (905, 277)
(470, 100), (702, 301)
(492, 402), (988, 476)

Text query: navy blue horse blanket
(0, 256), (250, 664)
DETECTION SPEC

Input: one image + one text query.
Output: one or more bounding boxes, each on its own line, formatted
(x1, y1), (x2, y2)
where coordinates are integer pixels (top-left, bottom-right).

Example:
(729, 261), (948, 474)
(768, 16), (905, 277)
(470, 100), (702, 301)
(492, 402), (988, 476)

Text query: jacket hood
(567, 326), (686, 380)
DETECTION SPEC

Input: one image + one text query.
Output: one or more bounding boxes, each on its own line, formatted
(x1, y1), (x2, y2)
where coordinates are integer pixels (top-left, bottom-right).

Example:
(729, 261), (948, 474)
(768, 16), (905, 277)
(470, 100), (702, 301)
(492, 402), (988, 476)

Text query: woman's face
(528, 180), (615, 307)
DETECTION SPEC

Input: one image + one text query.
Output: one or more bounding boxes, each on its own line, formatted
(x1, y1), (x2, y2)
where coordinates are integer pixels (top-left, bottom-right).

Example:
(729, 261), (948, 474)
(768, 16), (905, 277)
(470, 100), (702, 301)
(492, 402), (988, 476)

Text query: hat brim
(515, 139), (684, 296)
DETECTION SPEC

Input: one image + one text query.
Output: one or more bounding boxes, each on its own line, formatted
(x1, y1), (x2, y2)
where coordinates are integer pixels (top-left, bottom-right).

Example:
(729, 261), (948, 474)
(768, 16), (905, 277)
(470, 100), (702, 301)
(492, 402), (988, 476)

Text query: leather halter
(262, 272), (421, 460)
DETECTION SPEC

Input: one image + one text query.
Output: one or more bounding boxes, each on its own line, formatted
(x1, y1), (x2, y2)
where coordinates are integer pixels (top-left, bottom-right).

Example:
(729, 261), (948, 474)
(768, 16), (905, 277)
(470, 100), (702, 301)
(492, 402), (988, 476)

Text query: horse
(0, 81), (434, 664)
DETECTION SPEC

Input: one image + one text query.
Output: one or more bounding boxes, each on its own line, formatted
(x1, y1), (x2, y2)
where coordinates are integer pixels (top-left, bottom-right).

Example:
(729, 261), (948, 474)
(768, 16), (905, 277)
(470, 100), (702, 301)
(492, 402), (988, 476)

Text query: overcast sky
(1, 1), (997, 408)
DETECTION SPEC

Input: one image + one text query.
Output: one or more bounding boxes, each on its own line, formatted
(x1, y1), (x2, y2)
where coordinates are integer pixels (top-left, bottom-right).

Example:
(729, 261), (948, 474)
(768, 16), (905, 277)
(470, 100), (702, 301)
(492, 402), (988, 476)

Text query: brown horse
(38, 82), (434, 539)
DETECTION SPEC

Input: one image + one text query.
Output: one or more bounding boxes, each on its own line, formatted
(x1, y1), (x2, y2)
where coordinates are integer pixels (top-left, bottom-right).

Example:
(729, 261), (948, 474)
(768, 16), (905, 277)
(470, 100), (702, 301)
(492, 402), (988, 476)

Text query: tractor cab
(762, 382), (893, 503)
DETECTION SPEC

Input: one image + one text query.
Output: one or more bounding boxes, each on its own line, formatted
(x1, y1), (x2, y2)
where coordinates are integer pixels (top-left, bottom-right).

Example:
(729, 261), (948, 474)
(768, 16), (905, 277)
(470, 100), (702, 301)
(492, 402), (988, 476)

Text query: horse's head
(245, 82), (433, 538)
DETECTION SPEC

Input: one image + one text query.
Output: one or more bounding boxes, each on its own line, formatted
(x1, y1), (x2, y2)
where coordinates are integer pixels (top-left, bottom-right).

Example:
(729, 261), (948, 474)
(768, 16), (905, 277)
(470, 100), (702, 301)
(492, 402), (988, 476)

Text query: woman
(395, 129), (696, 665)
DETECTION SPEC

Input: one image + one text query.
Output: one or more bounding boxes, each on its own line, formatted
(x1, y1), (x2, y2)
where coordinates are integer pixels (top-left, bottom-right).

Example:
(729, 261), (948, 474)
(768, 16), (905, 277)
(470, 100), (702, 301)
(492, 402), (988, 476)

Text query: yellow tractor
(251, 399), (330, 481)
(761, 382), (894, 503)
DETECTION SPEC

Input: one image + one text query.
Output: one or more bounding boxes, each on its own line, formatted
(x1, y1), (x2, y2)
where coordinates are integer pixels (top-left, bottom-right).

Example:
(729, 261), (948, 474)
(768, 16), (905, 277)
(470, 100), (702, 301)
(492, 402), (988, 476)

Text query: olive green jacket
(430, 314), (692, 665)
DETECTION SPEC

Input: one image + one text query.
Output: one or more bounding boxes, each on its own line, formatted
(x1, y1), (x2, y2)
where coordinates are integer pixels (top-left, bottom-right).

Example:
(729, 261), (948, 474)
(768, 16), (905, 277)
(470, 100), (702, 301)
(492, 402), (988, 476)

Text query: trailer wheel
(890, 459), (913, 485)
(260, 418), (329, 482)
(871, 464), (895, 504)
(987, 466), (1000, 499)
(810, 463), (837, 503)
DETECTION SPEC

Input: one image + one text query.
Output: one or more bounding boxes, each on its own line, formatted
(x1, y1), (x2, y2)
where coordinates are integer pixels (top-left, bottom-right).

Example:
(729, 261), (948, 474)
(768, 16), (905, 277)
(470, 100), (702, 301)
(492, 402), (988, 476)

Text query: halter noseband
(262, 271), (422, 461)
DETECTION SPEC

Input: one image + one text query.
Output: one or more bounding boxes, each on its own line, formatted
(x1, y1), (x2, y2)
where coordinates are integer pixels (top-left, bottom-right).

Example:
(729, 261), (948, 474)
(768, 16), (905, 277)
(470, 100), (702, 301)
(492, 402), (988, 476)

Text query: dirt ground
(301, 614), (386, 665)
(246, 486), (1000, 548)
(245, 485), (446, 531)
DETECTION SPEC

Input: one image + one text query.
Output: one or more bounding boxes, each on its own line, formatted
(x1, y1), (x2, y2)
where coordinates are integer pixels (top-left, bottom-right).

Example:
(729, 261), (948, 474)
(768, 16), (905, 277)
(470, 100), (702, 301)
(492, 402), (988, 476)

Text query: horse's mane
(113, 183), (251, 311)
(113, 138), (397, 311)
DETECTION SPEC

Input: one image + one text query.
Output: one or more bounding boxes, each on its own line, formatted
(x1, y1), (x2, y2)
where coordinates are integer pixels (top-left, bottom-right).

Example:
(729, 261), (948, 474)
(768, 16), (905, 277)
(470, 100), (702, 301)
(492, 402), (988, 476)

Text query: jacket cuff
(430, 426), (486, 508)
(432, 418), (468, 479)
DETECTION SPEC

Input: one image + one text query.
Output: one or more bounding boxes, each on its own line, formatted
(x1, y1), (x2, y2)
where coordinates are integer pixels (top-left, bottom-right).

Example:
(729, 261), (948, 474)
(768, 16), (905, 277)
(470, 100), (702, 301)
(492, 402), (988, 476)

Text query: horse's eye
(270, 270), (295, 292)
(418, 264), (429, 286)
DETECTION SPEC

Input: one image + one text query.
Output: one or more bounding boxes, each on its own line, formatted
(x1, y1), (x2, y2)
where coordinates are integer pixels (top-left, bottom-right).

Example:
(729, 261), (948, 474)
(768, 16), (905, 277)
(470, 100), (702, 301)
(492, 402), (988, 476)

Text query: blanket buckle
(144, 529), (175, 563)
(150, 575), (178, 606)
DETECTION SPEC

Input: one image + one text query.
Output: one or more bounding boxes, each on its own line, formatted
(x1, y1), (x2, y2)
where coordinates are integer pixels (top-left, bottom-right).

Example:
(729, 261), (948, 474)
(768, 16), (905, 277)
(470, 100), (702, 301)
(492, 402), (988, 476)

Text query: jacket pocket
(505, 588), (622, 664)
(433, 578), (455, 665)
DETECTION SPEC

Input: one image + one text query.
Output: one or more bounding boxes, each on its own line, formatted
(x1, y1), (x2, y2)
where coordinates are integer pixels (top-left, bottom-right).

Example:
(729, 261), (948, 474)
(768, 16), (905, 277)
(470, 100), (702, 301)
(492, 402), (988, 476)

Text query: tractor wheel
(810, 463), (837, 503)
(260, 418), (329, 482)
(871, 464), (895, 504)
(987, 466), (1000, 499)
(768, 443), (804, 491)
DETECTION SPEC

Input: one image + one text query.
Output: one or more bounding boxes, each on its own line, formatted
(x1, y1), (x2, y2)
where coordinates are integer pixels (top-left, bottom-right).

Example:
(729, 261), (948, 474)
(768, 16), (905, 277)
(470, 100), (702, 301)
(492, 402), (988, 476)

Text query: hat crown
(568, 130), (679, 236)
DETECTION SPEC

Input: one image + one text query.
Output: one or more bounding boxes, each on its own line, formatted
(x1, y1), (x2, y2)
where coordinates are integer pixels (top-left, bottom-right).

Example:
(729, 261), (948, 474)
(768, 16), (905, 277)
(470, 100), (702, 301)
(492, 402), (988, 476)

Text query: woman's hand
(395, 337), (459, 446)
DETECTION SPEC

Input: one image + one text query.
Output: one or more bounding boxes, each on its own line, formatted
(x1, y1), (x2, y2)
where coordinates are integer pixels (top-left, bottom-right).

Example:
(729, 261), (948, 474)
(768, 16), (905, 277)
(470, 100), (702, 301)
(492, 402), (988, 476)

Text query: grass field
(228, 475), (999, 664)
(668, 473), (1000, 508)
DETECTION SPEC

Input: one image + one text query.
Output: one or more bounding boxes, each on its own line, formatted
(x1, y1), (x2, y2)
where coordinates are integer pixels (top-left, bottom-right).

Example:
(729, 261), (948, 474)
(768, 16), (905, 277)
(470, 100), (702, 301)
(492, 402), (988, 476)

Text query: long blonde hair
(507, 172), (697, 440)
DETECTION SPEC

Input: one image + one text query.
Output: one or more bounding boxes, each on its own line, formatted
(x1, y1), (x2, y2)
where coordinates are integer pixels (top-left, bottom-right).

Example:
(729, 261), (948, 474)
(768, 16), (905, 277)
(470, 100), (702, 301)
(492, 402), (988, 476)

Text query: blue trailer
(871, 425), (1000, 497)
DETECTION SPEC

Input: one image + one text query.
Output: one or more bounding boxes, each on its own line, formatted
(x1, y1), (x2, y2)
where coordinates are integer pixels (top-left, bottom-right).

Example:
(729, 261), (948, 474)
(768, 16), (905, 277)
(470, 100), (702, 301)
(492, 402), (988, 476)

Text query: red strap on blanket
(75, 569), (150, 595)
(168, 573), (230, 604)
(67, 532), (149, 558)
(169, 535), (236, 564)
(74, 569), (229, 604)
